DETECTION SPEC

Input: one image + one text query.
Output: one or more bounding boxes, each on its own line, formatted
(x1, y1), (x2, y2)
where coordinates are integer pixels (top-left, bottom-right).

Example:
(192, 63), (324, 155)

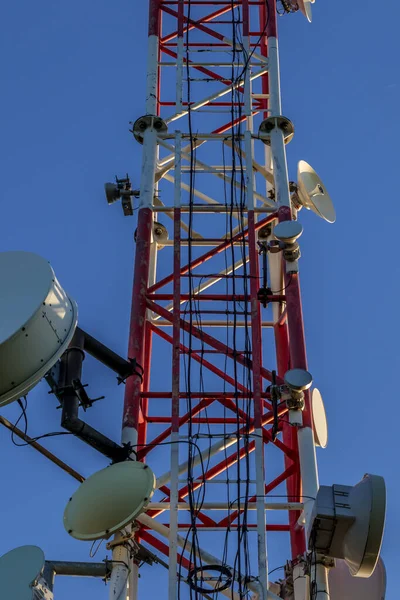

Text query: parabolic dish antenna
(64, 461), (156, 540)
(0, 545), (45, 600)
(297, 0), (312, 22)
(311, 388), (328, 448)
(310, 474), (386, 578)
(0, 251), (78, 407)
(297, 160), (336, 223)
(345, 474), (386, 577)
(329, 557), (386, 599)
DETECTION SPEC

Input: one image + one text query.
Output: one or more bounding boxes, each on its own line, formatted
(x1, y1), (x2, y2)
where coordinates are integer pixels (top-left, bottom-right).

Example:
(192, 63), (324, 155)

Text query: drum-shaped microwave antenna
(273, 221), (303, 244)
(309, 474), (386, 578)
(284, 368), (313, 392)
(329, 558), (386, 600)
(64, 461), (156, 540)
(0, 252), (78, 407)
(0, 545), (45, 600)
(297, 0), (312, 22)
(311, 388), (328, 448)
(297, 160), (336, 223)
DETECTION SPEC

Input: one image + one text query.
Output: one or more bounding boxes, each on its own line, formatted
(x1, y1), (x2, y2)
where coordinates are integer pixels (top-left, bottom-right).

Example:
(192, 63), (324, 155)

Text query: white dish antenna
(297, 160), (336, 223)
(297, 0), (312, 22)
(329, 558), (386, 599)
(310, 474), (386, 578)
(0, 252), (78, 407)
(64, 461), (156, 540)
(311, 388), (328, 448)
(0, 545), (45, 600)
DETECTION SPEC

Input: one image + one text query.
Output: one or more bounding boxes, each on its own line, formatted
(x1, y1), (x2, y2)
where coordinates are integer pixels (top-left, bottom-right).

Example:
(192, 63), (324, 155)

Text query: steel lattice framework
(114, 0), (325, 598)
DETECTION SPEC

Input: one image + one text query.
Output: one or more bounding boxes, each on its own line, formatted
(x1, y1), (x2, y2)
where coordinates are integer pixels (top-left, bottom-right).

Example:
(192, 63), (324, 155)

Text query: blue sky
(0, 1), (399, 598)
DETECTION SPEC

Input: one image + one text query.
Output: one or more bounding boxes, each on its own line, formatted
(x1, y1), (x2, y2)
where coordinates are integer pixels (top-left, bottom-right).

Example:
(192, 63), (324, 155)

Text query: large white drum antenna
(0, 251), (78, 406)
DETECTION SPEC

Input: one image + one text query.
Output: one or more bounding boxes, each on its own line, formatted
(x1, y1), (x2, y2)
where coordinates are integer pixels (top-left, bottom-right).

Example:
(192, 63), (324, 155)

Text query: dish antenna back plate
(329, 558), (386, 599)
(64, 461), (156, 540)
(311, 388), (328, 448)
(0, 545), (45, 600)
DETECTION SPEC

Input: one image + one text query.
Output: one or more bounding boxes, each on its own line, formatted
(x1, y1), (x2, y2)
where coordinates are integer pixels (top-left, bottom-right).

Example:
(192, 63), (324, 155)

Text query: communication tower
(0, 1), (387, 599)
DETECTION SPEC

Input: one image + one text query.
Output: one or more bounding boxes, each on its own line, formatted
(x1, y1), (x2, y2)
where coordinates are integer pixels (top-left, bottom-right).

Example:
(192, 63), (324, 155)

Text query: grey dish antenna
(64, 461), (156, 540)
(329, 558), (386, 600)
(0, 252), (78, 407)
(296, 160), (336, 223)
(309, 474), (386, 578)
(0, 545), (45, 600)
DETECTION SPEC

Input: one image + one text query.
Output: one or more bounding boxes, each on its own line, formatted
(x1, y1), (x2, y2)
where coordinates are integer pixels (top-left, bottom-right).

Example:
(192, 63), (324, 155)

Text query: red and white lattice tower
(117, 0), (329, 598)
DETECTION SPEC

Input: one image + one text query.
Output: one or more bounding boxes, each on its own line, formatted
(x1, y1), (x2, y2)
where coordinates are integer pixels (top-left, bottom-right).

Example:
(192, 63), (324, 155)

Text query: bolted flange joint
(258, 116), (295, 145)
(131, 115), (168, 144)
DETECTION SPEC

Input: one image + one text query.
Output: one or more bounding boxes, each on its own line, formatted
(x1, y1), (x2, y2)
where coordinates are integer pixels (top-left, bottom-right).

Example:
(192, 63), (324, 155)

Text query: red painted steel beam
(137, 323), (153, 454)
(158, 485), (218, 526)
(137, 398), (214, 460)
(122, 208), (153, 436)
(274, 319), (305, 557)
(161, 4), (233, 43)
(148, 213), (278, 293)
(149, 324), (253, 394)
(154, 524), (291, 531)
(146, 417), (249, 424)
(217, 464), (296, 527)
(147, 299), (281, 385)
(141, 393), (270, 399)
(178, 440), (256, 499)
(147, 294), (285, 302)
(161, 46), (234, 86)
(138, 529), (193, 571)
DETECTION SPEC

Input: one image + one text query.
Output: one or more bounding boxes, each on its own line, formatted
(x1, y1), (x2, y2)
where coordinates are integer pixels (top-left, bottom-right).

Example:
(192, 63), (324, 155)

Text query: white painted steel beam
(165, 67), (269, 124)
(158, 139), (274, 208)
(137, 514), (281, 600)
(147, 502), (304, 511)
(152, 257), (248, 321)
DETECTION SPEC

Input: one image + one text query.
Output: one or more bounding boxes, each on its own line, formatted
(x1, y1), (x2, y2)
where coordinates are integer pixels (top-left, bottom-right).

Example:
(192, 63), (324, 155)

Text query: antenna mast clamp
(131, 115), (168, 144)
(259, 116), (295, 145)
